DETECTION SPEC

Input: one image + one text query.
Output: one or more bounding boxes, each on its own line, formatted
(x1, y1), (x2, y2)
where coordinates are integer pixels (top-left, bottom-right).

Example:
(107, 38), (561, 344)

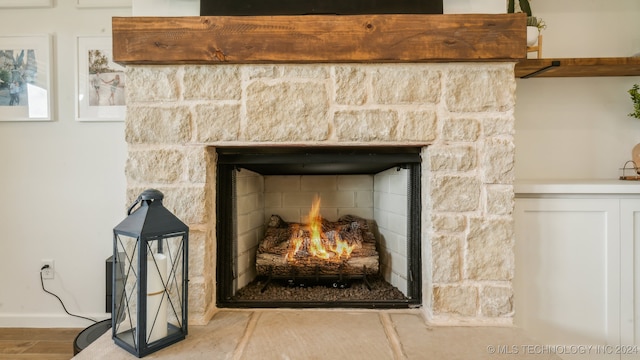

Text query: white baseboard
(0, 313), (111, 328)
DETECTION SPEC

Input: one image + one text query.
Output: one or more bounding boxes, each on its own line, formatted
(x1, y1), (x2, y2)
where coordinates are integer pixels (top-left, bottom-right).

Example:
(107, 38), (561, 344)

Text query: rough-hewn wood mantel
(112, 14), (526, 64)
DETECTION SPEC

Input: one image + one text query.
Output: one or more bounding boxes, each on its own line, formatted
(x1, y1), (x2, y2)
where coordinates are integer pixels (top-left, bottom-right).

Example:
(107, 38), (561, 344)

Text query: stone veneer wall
(123, 63), (516, 325)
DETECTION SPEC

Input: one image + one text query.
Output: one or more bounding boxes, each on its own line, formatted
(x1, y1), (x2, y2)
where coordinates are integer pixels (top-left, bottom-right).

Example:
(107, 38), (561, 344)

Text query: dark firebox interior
(215, 147), (422, 308)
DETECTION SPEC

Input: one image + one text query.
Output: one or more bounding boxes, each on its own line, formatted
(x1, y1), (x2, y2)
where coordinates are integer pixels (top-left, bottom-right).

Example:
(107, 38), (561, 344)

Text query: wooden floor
(0, 328), (81, 360)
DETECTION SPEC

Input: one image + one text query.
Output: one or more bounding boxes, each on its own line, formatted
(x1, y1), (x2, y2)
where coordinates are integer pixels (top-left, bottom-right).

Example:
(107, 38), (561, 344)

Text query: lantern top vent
(139, 189), (164, 202)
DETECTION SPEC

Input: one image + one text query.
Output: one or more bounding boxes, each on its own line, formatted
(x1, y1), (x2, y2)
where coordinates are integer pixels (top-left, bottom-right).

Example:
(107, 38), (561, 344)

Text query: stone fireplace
(123, 61), (516, 326)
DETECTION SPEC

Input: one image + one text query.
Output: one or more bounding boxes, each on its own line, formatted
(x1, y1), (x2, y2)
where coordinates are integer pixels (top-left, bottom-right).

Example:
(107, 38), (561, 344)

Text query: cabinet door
(514, 198), (620, 346)
(620, 199), (640, 346)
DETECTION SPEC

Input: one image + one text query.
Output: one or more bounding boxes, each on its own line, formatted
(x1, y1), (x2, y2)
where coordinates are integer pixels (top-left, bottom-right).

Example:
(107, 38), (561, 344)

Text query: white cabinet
(514, 181), (640, 355)
(620, 199), (640, 346)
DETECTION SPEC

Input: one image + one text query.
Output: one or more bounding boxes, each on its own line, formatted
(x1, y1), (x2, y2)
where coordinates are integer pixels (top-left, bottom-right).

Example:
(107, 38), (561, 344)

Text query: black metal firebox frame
(201, 0), (443, 16)
(215, 146), (422, 308)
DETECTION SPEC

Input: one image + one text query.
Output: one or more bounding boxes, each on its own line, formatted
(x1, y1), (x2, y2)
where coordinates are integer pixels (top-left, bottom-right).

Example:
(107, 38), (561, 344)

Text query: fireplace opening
(216, 146), (422, 308)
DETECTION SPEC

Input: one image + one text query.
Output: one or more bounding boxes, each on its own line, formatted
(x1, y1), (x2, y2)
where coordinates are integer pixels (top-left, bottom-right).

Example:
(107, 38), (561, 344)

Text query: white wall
(0, 0), (638, 328)
(132, 0), (198, 15)
(0, 3), (129, 327)
(443, 0), (505, 14)
(514, 0), (640, 180)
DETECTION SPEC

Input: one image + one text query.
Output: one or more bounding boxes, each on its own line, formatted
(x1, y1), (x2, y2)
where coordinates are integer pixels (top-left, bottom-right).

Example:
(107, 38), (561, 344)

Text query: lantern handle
(127, 196), (142, 215)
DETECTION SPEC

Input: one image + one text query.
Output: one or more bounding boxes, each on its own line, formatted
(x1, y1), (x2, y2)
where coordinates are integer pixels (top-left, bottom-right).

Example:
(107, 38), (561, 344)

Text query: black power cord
(40, 265), (99, 324)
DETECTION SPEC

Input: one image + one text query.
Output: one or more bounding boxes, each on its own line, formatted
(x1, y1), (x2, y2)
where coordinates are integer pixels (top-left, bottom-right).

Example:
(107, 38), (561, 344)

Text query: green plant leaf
(629, 84), (640, 119)
(519, 0), (532, 16)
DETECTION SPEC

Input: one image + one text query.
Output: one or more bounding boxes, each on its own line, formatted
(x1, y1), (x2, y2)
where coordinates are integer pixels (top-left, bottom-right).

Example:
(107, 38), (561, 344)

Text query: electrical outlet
(41, 259), (54, 280)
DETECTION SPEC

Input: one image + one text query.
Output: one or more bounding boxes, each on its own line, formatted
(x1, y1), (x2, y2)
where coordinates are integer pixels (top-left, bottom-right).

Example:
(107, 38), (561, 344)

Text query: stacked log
(256, 215), (379, 277)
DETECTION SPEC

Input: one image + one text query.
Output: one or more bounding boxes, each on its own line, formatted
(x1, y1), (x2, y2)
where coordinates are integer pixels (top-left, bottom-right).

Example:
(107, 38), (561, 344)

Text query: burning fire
(285, 196), (357, 262)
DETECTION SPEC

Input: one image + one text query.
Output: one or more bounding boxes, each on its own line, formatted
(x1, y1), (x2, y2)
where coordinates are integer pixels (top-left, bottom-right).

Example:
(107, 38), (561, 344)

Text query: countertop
(515, 179), (640, 195)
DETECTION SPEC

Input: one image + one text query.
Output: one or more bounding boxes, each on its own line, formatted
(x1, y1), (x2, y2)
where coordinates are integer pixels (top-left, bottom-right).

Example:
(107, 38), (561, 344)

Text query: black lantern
(112, 189), (188, 357)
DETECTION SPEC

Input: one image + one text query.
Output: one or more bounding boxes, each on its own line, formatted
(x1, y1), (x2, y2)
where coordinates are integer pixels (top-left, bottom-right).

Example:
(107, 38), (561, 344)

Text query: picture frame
(76, 36), (126, 122)
(76, 0), (131, 8)
(0, 34), (52, 121)
(0, 0), (52, 8)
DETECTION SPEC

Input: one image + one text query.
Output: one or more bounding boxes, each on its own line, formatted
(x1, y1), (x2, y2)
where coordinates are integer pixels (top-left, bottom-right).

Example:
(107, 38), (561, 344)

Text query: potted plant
(629, 84), (640, 119)
(627, 84), (640, 176)
(507, 0), (546, 46)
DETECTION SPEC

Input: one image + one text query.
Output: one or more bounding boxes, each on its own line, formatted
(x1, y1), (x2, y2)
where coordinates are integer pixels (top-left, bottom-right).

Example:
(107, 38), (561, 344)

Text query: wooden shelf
(515, 57), (640, 78)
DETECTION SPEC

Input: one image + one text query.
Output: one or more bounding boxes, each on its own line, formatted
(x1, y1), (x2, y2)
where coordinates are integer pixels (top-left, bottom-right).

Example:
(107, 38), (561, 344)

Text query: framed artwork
(0, 0), (52, 8)
(76, 0), (131, 8)
(76, 36), (125, 122)
(0, 35), (52, 121)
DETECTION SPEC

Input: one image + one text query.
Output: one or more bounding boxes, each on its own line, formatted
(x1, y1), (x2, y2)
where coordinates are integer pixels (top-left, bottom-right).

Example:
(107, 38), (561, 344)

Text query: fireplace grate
(259, 265), (374, 293)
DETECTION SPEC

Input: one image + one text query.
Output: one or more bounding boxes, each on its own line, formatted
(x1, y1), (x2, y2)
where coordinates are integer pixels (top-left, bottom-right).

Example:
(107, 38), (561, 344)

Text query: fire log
(256, 215), (379, 277)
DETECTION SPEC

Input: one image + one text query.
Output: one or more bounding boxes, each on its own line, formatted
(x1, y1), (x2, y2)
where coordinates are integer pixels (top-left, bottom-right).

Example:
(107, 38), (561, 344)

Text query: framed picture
(76, 0), (131, 8)
(0, 0), (52, 8)
(0, 35), (52, 121)
(76, 36), (125, 122)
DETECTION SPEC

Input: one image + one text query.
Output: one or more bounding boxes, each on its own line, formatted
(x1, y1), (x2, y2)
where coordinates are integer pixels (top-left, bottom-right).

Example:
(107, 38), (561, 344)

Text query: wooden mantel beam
(112, 14), (526, 65)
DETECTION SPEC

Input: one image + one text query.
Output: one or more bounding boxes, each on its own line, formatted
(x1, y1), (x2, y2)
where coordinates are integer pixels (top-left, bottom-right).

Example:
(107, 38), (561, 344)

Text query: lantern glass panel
(113, 234), (139, 348)
(152, 234), (186, 338)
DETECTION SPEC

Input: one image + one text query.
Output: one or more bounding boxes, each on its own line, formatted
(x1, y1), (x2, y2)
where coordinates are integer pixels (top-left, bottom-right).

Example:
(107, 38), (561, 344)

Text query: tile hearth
(72, 310), (558, 360)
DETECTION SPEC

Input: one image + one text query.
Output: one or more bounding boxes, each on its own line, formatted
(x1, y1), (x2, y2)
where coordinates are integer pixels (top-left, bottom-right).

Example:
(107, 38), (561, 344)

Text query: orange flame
(285, 196), (357, 262)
